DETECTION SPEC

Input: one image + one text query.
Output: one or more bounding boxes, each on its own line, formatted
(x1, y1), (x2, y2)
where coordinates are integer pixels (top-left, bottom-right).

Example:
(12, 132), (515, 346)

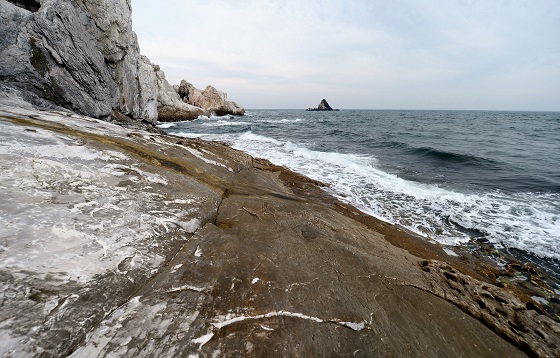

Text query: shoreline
(163, 109), (560, 284)
(254, 155), (560, 317)
(1, 99), (559, 356)
(163, 114), (560, 321)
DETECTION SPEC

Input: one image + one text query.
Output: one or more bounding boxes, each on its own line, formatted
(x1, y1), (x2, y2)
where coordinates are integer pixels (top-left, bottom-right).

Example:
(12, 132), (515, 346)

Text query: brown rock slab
(1, 101), (558, 357)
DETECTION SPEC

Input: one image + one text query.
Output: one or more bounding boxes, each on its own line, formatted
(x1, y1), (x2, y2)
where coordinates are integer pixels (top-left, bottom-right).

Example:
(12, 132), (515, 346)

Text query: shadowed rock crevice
(6, 0), (41, 12)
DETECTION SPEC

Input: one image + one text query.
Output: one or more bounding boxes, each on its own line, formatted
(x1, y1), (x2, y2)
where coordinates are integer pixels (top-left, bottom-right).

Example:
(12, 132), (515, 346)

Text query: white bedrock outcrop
(0, 0), (244, 124)
(0, 0), (158, 123)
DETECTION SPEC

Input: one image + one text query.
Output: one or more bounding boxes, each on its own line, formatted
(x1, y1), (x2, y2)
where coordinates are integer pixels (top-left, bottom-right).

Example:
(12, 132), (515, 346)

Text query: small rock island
(306, 99), (339, 111)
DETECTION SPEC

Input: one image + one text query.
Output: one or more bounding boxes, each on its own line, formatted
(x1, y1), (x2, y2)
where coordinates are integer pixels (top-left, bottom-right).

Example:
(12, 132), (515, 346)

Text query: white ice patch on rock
(0, 103), (225, 356)
(192, 333), (214, 348)
(167, 284), (206, 293)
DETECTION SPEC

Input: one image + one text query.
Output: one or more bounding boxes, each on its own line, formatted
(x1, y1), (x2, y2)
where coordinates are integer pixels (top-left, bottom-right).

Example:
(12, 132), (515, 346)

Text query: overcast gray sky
(131, 0), (560, 110)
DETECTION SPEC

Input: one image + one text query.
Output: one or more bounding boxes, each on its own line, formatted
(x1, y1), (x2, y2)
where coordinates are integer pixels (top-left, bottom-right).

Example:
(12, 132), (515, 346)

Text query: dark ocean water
(160, 110), (560, 274)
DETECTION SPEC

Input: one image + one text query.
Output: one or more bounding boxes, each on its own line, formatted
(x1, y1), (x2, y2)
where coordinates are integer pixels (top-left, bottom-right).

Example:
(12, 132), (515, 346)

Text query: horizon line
(244, 108), (560, 113)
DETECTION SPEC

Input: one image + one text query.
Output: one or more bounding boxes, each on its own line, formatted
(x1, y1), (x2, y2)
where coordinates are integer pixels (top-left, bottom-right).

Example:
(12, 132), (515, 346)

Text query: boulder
(155, 70), (206, 122)
(0, 0), (158, 123)
(178, 80), (245, 117)
(178, 80), (205, 107)
(201, 84), (245, 116)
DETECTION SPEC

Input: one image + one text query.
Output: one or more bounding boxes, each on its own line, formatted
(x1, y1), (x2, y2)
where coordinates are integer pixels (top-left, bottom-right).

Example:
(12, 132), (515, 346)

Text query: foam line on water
(201, 120), (252, 127)
(256, 118), (305, 124)
(175, 130), (560, 261)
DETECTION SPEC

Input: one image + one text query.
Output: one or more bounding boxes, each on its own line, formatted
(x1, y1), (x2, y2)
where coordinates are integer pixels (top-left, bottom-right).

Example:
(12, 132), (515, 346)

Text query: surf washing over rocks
(160, 109), (560, 276)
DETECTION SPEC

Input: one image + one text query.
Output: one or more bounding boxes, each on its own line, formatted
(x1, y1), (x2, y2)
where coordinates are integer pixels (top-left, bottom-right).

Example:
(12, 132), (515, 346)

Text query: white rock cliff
(0, 0), (244, 123)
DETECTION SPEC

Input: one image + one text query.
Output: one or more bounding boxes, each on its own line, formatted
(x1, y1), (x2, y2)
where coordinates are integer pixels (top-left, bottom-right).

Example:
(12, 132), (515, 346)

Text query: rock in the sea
(317, 98), (333, 110)
(0, 0), (158, 123)
(155, 69), (206, 122)
(307, 98), (338, 111)
(178, 80), (245, 117)
(156, 77), (245, 121)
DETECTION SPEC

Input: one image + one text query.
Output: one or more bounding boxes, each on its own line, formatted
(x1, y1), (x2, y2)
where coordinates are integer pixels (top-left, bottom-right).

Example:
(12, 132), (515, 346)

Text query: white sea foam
(156, 122), (177, 129)
(209, 114), (235, 120)
(173, 129), (560, 261)
(238, 131), (283, 145)
(201, 120), (252, 127)
(256, 118), (304, 124)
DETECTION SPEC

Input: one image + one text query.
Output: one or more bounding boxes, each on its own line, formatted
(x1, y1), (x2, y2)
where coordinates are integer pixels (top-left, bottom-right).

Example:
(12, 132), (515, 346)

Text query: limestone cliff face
(0, 0), (158, 123)
(0, 0), (245, 123)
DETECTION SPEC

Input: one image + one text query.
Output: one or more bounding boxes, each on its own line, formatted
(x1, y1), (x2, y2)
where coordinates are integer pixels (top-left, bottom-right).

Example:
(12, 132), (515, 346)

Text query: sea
(158, 109), (560, 277)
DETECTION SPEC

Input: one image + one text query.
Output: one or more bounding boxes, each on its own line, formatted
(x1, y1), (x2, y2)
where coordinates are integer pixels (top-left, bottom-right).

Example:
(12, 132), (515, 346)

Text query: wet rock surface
(1, 98), (559, 357)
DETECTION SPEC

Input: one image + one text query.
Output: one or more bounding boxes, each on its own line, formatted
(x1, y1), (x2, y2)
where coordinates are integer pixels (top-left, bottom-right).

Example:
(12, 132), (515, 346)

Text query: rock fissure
(242, 207), (263, 221)
(194, 310), (370, 347)
(6, 0), (41, 12)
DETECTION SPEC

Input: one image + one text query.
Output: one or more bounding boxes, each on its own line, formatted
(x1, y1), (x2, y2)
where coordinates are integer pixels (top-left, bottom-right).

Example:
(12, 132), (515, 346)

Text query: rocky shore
(1, 0), (559, 356)
(1, 94), (559, 357)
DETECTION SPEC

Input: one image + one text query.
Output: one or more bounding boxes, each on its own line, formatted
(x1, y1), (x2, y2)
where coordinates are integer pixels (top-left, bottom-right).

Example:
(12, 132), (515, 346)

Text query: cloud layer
(132, 0), (560, 110)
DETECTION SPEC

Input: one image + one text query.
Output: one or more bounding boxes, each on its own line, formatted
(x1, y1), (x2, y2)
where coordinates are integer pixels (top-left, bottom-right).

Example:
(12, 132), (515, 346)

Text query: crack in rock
(192, 310), (368, 349)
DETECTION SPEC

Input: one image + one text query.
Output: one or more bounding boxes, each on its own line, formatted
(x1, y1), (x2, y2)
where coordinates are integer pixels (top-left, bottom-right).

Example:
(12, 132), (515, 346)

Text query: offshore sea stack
(306, 98), (339, 111)
(0, 0), (244, 123)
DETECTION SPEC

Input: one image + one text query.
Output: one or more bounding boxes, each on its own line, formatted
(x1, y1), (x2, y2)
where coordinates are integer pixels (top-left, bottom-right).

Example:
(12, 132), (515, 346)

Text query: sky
(131, 0), (560, 110)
